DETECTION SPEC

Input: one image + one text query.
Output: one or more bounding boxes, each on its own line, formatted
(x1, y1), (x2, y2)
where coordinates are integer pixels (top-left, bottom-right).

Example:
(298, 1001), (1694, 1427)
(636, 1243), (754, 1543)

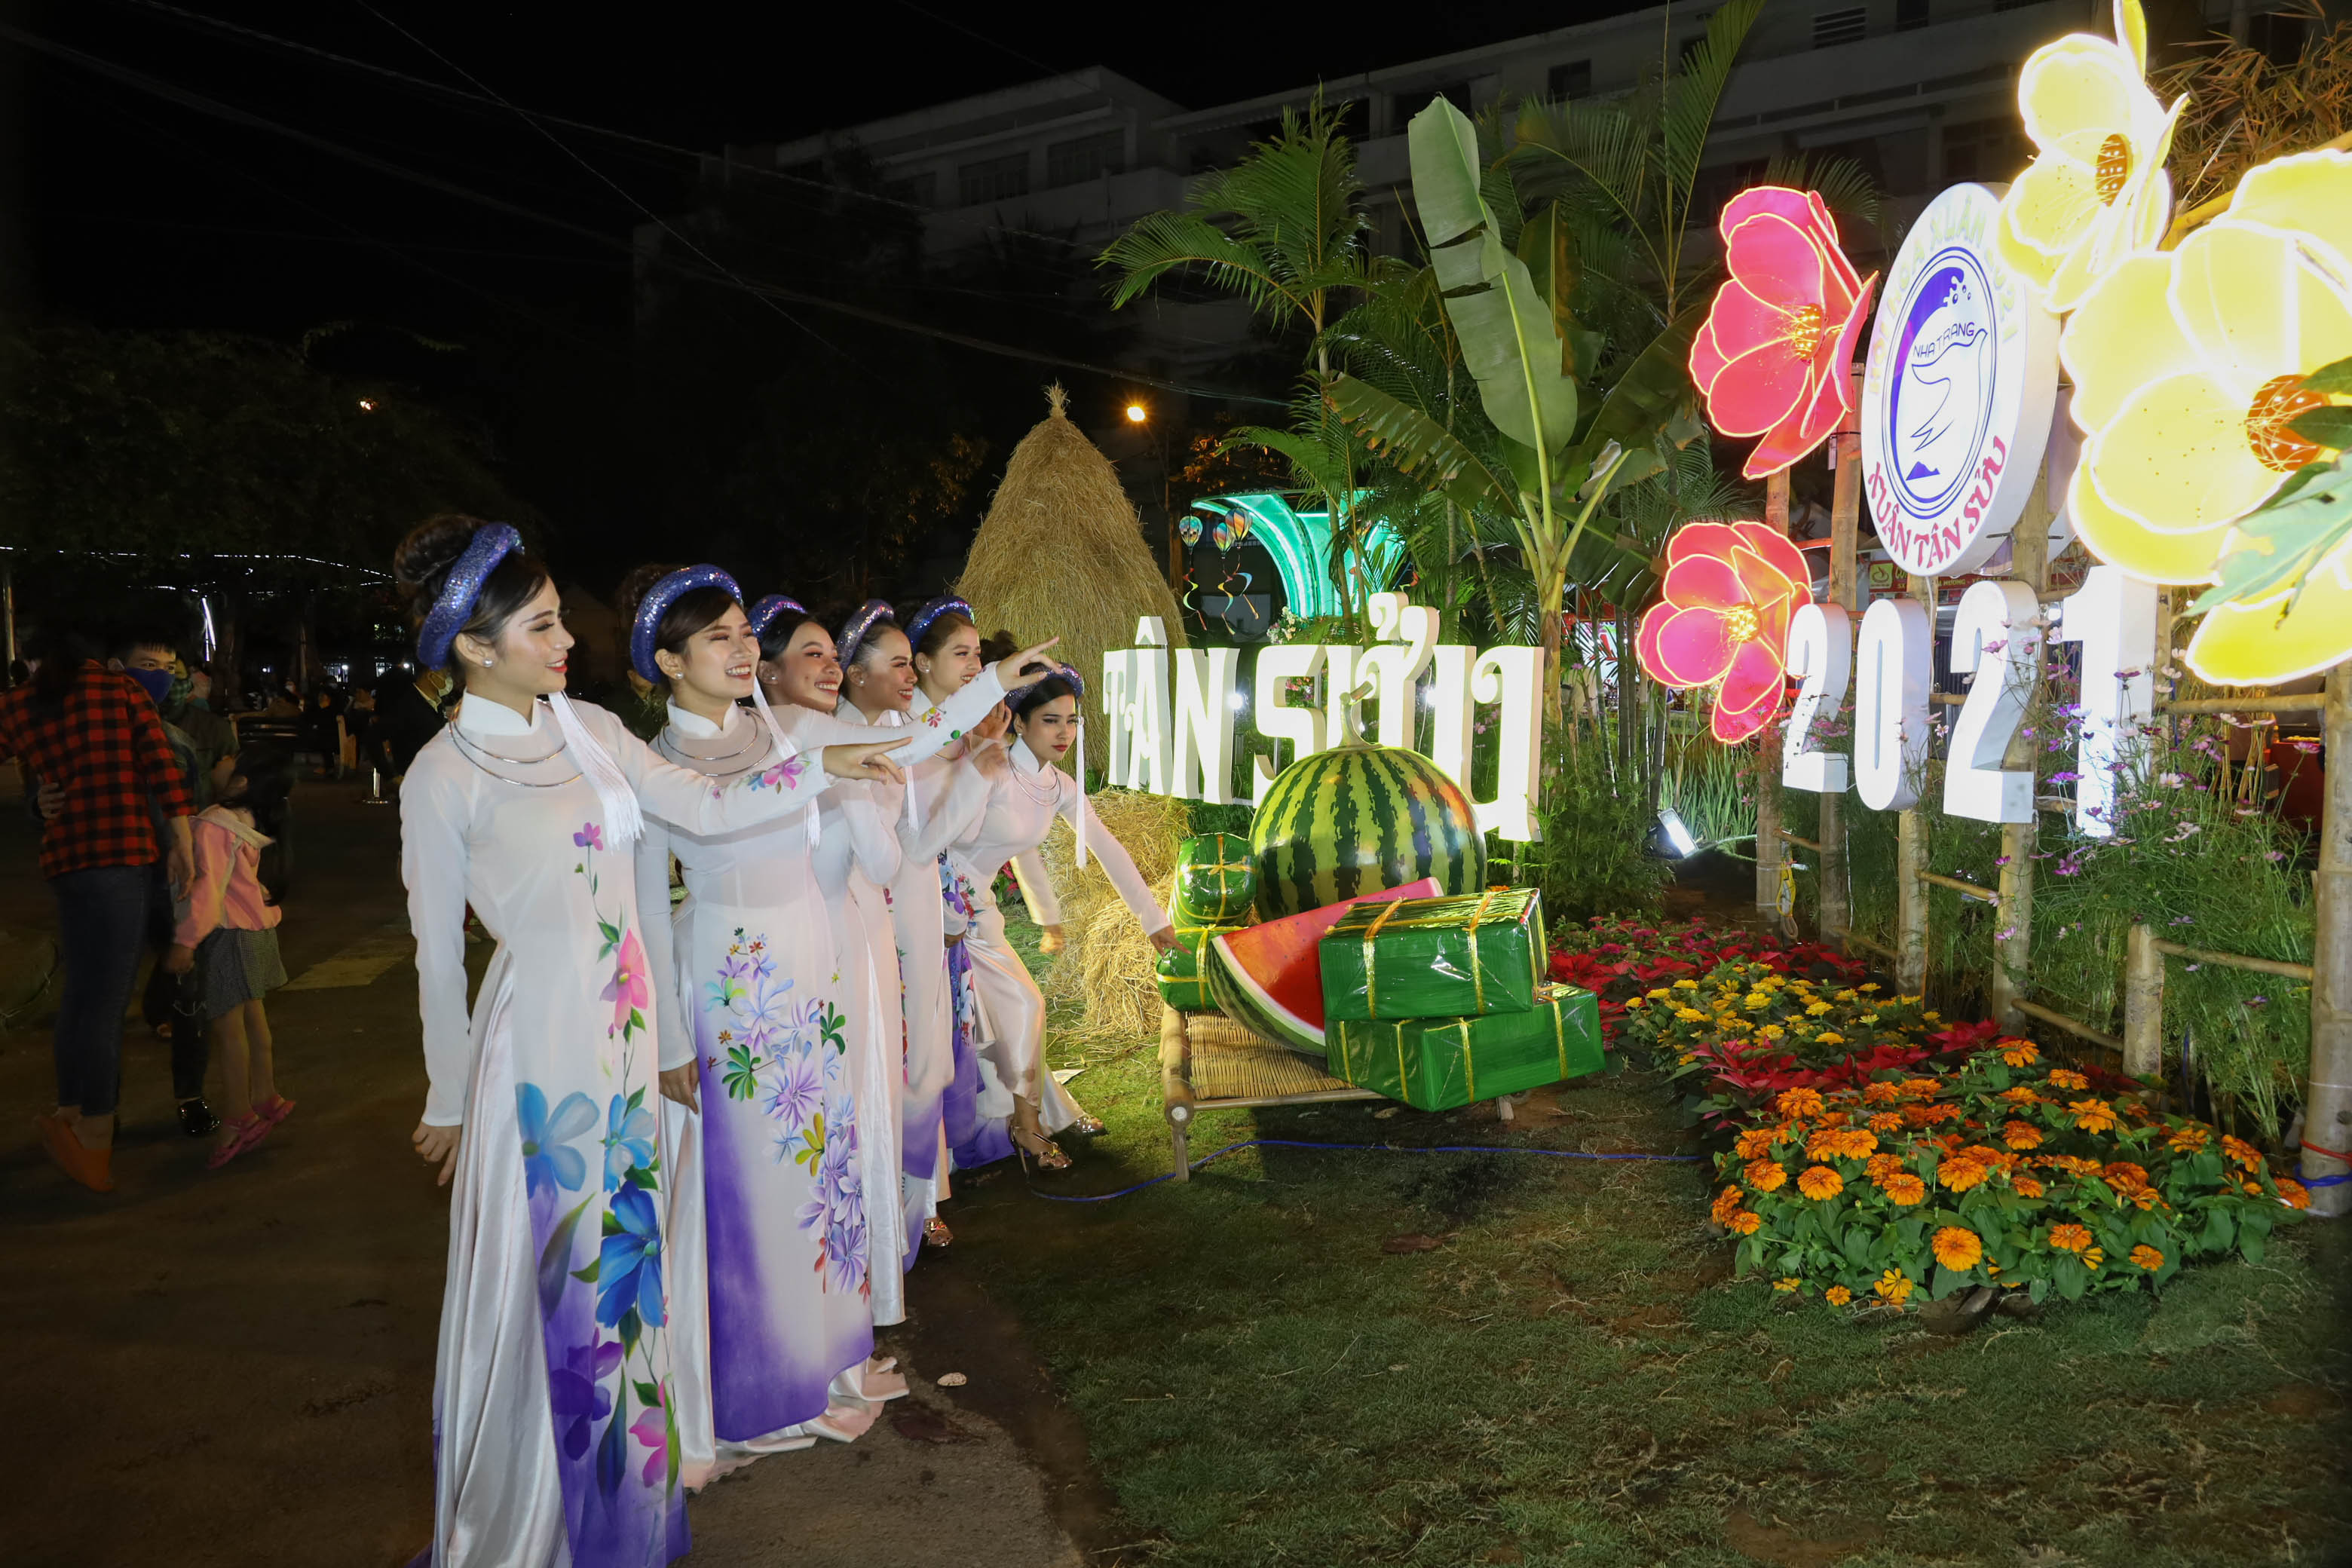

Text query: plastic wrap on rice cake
(1325, 984), (1603, 1111)
(1319, 888), (1545, 1022)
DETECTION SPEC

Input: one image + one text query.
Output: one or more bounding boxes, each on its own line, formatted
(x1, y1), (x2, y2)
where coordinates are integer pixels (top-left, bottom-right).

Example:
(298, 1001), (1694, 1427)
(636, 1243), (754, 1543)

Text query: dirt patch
(1723, 1508), (1884, 1566)
(2263, 1383), (2346, 1420)
(890, 1251), (1138, 1563)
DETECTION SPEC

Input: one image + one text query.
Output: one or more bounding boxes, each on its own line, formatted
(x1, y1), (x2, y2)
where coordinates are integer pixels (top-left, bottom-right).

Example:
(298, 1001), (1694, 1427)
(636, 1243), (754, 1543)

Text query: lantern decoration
(1211, 519), (1235, 551)
(1178, 513), (1203, 547)
(1995, 0), (2184, 313)
(1689, 187), (1878, 480)
(1635, 521), (1815, 743)
(2058, 149), (2352, 684)
(1226, 513), (1252, 547)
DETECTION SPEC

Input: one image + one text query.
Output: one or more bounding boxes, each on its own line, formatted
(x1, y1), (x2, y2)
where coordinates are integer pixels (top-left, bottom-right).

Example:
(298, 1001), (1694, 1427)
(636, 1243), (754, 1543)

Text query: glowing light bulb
(1125, 403), (1147, 424)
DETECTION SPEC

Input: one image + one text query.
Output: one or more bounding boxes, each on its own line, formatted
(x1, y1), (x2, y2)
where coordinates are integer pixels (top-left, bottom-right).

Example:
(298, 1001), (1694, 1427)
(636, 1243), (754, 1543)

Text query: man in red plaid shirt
(1, 629), (194, 1193)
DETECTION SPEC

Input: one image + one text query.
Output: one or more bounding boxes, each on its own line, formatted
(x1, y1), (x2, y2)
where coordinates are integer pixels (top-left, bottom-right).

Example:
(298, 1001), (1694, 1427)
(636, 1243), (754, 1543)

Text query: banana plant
(1329, 94), (1704, 706)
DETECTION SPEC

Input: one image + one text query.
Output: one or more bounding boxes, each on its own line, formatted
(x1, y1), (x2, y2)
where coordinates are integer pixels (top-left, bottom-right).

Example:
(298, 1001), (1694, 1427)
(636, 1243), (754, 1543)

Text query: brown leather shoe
(38, 1114), (115, 1193)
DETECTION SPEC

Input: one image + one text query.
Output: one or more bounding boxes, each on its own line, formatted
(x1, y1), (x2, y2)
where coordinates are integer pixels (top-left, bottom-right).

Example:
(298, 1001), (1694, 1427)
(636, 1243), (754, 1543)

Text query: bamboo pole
(1897, 573), (1935, 996)
(2124, 923), (2164, 1080)
(1821, 397), (1862, 953)
(2303, 662), (2352, 1216)
(1990, 508), (2050, 1034)
(1756, 470), (1791, 929)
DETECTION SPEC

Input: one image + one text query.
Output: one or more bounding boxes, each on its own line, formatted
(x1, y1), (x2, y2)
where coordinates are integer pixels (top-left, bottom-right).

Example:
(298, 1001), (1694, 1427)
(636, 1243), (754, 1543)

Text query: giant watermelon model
(1250, 741), (1484, 921)
(1205, 877), (1439, 1055)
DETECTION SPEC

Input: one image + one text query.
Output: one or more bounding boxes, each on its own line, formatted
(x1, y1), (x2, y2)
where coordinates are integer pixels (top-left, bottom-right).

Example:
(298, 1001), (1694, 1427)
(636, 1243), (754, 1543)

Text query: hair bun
(394, 514), (491, 611)
(978, 631), (1020, 663)
(615, 562), (684, 629)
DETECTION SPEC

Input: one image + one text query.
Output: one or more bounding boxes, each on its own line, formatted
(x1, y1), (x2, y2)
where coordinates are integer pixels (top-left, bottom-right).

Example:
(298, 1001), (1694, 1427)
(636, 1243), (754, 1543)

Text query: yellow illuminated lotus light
(2060, 149), (2352, 682)
(1997, 0), (2185, 312)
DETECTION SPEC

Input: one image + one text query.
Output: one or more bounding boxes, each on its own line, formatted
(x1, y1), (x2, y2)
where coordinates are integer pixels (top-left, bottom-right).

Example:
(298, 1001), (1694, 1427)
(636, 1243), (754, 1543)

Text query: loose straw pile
(957, 383), (1186, 773)
(1032, 786), (1190, 1043)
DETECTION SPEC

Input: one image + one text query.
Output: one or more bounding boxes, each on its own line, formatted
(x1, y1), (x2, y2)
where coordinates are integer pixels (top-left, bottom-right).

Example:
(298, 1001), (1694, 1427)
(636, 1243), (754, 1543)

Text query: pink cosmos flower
(1635, 520), (1815, 743)
(1689, 187), (1878, 480)
(603, 927), (651, 1039)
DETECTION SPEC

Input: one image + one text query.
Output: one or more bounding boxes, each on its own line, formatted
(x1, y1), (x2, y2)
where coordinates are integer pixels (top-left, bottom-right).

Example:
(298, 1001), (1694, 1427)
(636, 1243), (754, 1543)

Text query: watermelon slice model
(1205, 878), (1439, 1055)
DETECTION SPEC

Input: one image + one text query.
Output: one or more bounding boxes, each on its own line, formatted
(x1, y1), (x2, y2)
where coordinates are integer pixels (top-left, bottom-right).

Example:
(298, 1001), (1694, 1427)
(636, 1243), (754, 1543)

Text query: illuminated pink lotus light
(1635, 520), (1815, 743)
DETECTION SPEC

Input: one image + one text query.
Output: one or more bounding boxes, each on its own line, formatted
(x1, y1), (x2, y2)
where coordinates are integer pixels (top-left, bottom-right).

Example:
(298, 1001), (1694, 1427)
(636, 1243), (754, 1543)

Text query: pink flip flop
(253, 1095), (296, 1126)
(207, 1115), (272, 1170)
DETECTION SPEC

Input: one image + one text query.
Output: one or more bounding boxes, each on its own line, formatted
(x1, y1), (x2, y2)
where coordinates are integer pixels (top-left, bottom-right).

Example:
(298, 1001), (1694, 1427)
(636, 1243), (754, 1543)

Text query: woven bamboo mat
(1184, 1015), (1358, 1101)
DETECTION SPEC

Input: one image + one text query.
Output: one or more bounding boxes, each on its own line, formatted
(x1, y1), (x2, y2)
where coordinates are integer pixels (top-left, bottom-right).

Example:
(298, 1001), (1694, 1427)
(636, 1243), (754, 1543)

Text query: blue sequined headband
(417, 523), (522, 669)
(747, 594), (806, 643)
(1007, 661), (1085, 709)
(631, 565), (743, 684)
(837, 599), (896, 669)
(904, 596), (975, 651)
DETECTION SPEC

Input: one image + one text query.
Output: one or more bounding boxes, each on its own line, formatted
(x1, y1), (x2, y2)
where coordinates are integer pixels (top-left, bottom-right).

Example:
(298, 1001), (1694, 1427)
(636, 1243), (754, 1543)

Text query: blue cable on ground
(1024, 1137), (1704, 1205)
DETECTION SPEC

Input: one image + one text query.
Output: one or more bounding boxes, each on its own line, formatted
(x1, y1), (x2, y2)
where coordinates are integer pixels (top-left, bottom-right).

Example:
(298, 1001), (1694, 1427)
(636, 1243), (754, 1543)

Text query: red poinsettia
(1688, 186), (1878, 481)
(1634, 520), (1816, 743)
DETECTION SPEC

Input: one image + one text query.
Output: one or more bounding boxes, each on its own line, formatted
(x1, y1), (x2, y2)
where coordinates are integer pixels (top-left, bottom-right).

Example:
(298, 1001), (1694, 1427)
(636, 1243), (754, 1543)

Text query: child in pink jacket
(167, 747), (295, 1168)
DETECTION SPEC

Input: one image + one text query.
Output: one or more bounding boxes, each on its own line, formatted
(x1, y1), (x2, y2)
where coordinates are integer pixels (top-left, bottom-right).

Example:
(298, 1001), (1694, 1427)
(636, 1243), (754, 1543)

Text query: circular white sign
(1859, 182), (2059, 578)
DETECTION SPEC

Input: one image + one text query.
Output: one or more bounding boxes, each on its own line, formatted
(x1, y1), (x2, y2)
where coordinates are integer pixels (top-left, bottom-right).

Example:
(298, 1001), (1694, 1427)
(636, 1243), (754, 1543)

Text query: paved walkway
(0, 779), (1085, 1567)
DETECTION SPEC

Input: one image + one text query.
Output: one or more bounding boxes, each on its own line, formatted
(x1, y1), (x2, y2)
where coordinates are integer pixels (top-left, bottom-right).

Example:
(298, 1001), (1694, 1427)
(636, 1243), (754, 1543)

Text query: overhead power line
(8, 20), (1285, 406)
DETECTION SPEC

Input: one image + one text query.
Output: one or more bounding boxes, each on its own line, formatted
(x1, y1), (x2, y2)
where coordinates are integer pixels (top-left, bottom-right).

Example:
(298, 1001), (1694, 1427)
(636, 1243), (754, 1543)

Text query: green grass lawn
(946, 925), (2352, 1567)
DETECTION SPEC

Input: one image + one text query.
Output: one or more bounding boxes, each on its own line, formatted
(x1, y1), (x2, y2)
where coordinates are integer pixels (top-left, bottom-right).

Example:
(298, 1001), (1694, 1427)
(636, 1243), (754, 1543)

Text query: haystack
(1033, 786), (1190, 1043)
(957, 384), (1185, 772)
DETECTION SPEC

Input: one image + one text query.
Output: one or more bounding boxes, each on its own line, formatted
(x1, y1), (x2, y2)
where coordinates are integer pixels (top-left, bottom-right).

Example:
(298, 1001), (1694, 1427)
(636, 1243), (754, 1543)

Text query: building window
(1046, 130), (1125, 188)
(1813, 7), (1868, 46)
(1941, 116), (2029, 182)
(1548, 60), (1593, 99)
(957, 152), (1030, 206)
(1896, 0), (1930, 29)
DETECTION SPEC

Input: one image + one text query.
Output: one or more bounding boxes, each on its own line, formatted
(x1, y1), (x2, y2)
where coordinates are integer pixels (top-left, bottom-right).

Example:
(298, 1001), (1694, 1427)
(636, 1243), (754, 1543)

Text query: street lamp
(1125, 402), (1148, 424)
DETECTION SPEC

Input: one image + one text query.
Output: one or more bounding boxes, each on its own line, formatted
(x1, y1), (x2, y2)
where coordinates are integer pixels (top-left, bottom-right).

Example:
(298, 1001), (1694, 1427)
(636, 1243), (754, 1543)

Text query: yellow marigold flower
(1835, 989), (1857, 1002)
(1735, 1128), (1778, 1160)
(1797, 1165), (1845, 1201)
(1744, 993), (1772, 1011)
(2047, 1068), (2090, 1092)
(1939, 1157), (1991, 1193)
(2001, 1119), (2044, 1151)
(1825, 1285), (1854, 1306)
(1679, 1052), (1698, 1065)
(2221, 1135), (2263, 1171)
(2130, 1244), (2164, 1271)
(1880, 1171), (1928, 1206)
(1860, 983), (1881, 993)
(2012, 1173), (2047, 1199)
(2280, 1178), (2313, 1210)
(1774, 1276), (1802, 1293)
(1758, 1024), (1787, 1040)
(1999, 1039), (2041, 1067)
(1729, 1208), (1764, 1236)
(1924, 1012), (1942, 1024)
(1722, 1017), (1753, 1034)
(1874, 1269), (1916, 1304)
(1776, 1089), (1827, 1119)
(1805, 1000), (1833, 1017)
(1933, 1226), (1984, 1271)
(1646, 987), (1671, 1000)
(1859, 1014), (1880, 1026)
(1673, 977), (1698, 990)
(2070, 1098), (2120, 1133)
(1676, 1007), (1707, 1022)
(2050, 1223), (2093, 1252)
(1815, 1032), (1846, 1047)
(1747, 1159), (1790, 1193)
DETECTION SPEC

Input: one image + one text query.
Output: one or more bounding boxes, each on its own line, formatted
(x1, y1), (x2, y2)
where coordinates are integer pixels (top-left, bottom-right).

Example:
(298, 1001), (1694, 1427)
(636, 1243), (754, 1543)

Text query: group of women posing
(393, 514), (1174, 1567)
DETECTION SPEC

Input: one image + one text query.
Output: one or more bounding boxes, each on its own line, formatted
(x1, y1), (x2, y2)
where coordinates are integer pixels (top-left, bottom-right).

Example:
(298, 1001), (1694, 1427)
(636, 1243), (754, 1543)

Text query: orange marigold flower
(1932, 1227), (1983, 1270)
(2128, 1186), (2163, 1211)
(1776, 1090), (1828, 1121)
(2001, 1119), (2044, 1150)
(1774, 1276), (1801, 1293)
(1898, 1076), (1945, 1100)
(1797, 1165), (1845, 1201)
(1998, 1085), (2044, 1104)
(1863, 1080), (1903, 1104)
(2222, 1135), (2263, 1171)
(1729, 1209), (1764, 1236)
(2084, 1246), (2105, 1270)
(1938, 1157), (1990, 1193)
(2049, 1223), (2093, 1252)
(1868, 1112), (1903, 1134)
(1931, 1132), (1968, 1156)
(1746, 1159), (1789, 1193)
(1874, 1269), (1915, 1303)
(2243, 1179), (2267, 1196)
(1865, 1152), (1905, 1183)
(1710, 1185), (1745, 1224)
(1825, 1285), (1854, 1306)
(1735, 1127), (1778, 1160)
(2130, 1244), (2164, 1271)
(1880, 1171), (1928, 1206)
(2167, 1123), (2212, 1153)
(2011, 1173), (2046, 1199)
(1999, 1038), (2040, 1067)
(2280, 1178), (2313, 1210)
(2101, 1161), (2150, 1193)
(2047, 1068), (2090, 1091)
(2069, 1098), (2120, 1133)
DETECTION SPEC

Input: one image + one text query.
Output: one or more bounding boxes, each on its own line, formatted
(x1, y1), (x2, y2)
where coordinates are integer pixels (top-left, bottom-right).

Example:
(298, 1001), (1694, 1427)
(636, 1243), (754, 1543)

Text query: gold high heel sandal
(1009, 1124), (1071, 1171)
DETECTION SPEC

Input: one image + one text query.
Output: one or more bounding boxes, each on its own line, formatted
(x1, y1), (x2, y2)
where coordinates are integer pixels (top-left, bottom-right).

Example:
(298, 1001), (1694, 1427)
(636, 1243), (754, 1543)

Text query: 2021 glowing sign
(1101, 592), (1544, 842)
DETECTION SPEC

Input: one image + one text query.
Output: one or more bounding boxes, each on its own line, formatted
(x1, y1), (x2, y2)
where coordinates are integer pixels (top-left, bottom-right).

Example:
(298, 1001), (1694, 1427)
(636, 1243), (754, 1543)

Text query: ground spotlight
(1651, 807), (1698, 859)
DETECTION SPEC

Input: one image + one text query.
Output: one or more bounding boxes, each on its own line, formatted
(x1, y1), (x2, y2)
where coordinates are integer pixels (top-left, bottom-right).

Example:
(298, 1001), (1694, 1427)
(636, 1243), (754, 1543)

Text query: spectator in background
(366, 665), (451, 781)
(1, 618), (195, 1193)
(117, 633), (237, 805)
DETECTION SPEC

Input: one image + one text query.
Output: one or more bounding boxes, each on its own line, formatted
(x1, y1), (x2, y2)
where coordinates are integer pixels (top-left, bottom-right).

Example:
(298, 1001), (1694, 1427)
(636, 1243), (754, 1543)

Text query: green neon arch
(1188, 493), (1405, 620)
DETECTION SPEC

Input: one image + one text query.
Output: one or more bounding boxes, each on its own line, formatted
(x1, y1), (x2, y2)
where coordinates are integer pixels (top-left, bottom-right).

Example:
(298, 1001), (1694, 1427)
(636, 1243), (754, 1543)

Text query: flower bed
(1712, 1043), (2307, 1309)
(1547, 915), (1857, 1046)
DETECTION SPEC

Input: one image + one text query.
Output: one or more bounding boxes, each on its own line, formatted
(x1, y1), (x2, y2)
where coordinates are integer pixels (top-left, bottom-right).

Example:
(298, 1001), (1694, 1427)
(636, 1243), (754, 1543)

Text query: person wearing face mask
(391, 519), (908, 1568)
(0, 617), (196, 1192)
(945, 658), (1178, 1171)
(619, 563), (911, 1478)
(758, 599), (1054, 1268)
